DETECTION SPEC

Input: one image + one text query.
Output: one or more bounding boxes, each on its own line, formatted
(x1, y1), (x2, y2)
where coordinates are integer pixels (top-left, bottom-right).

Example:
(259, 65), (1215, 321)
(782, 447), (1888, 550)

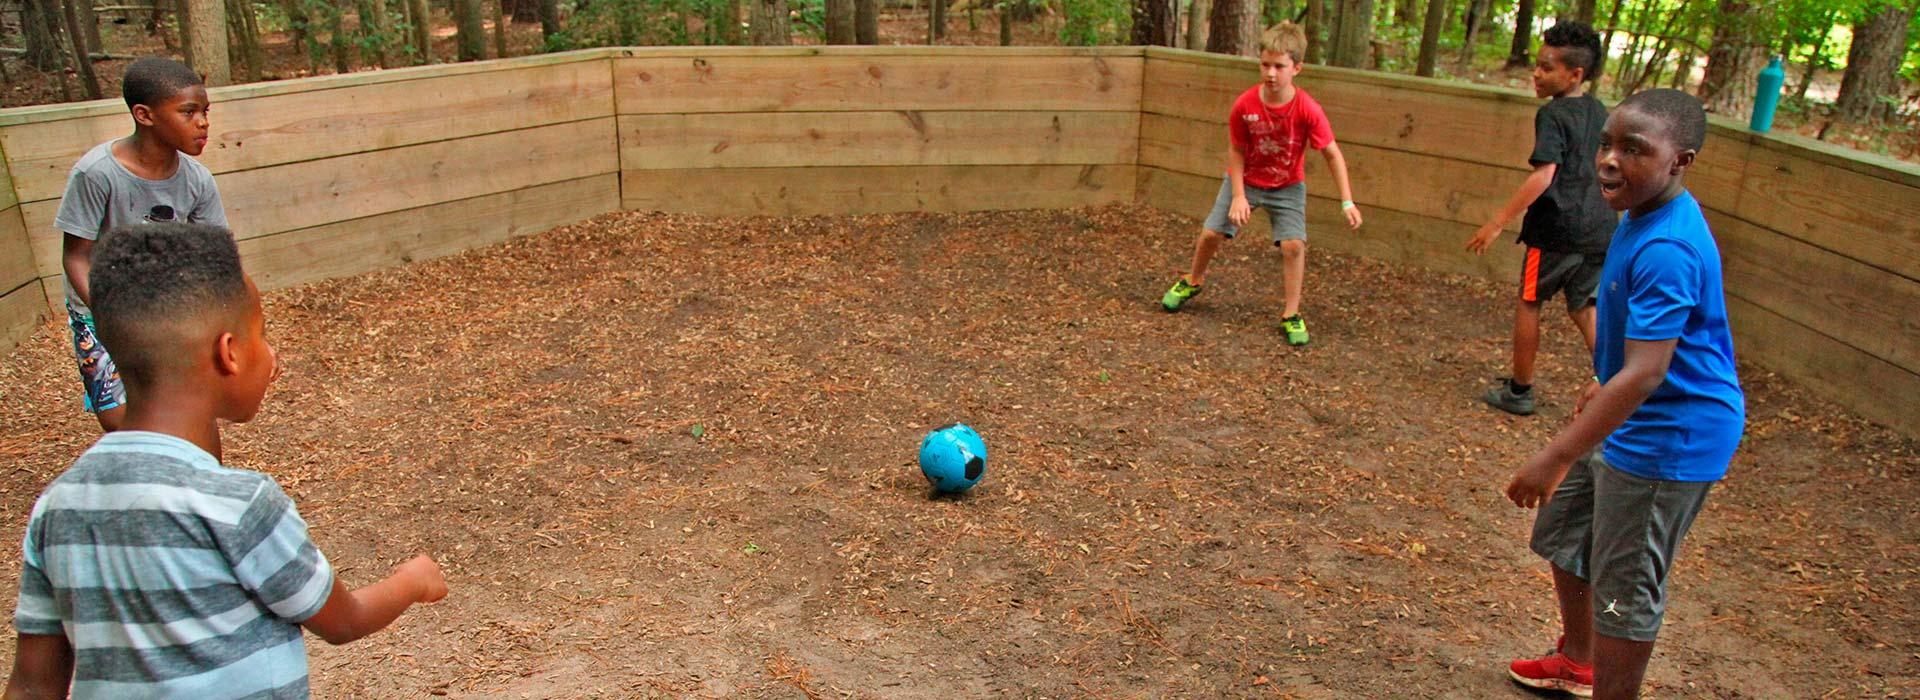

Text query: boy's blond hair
(1260, 22), (1308, 63)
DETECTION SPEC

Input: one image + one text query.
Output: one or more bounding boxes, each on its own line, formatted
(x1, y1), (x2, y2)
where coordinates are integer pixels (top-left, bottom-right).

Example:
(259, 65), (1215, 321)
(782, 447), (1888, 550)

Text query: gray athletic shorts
(1520, 247), (1603, 313)
(1530, 451), (1714, 642)
(1203, 178), (1307, 244)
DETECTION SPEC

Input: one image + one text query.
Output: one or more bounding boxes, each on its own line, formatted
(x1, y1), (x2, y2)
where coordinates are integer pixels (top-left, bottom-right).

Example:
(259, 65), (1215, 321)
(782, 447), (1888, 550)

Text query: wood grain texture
(618, 111), (1137, 170)
(615, 54), (1141, 114)
(621, 164), (1134, 215)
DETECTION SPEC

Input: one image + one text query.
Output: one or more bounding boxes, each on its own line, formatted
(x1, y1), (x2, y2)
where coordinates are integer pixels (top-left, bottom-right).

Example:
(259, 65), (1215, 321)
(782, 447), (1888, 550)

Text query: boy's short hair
(122, 57), (204, 111)
(1260, 22), (1309, 64)
(91, 223), (248, 386)
(1543, 20), (1604, 81)
(1620, 88), (1708, 152)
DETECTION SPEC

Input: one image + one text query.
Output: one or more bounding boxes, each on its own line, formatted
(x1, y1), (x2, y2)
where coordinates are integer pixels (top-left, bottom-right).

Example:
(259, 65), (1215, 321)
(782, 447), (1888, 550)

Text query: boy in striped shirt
(6, 223), (447, 699)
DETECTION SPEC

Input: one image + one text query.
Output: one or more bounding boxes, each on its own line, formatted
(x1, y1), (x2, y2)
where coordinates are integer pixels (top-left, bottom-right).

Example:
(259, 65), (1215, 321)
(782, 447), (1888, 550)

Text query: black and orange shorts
(1518, 246), (1602, 312)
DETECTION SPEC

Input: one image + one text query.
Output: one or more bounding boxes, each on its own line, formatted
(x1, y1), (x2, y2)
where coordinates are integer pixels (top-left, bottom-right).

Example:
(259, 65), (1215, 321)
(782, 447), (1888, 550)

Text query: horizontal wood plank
(1139, 113), (1531, 231)
(3, 60), (615, 204)
(617, 111), (1137, 170)
(621, 164), (1134, 216)
(241, 174), (618, 291)
(1138, 165), (1522, 284)
(1143, 56), (1539, 171)
(1711, 211), (1920, 373)
(1727, 295), (1920, 436)
(1736, 144), (1920, 282)
(0, 206), (34, 291)
(0, 277), (45, 353)
(27, 118), (620, 277)
(615, 54), (1141, 114)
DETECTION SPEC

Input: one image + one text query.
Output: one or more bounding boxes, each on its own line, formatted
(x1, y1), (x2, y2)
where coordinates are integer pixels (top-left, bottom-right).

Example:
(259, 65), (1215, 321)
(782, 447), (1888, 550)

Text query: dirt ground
(0, 207), (1915, 698)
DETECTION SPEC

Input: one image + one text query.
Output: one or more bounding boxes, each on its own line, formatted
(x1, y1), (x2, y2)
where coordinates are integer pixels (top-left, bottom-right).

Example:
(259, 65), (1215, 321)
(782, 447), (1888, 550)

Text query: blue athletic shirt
(1593, 190), (1745, 482)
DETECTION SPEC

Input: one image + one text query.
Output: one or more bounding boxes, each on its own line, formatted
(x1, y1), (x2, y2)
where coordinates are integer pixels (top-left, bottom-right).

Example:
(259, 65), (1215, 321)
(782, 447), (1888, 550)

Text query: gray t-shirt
(54, 140), (226, 315)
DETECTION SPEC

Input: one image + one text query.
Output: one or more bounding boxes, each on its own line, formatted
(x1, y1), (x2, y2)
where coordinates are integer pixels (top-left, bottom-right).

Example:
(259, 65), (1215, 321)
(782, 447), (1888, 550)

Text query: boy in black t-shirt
(1466, 21), (1617, 416)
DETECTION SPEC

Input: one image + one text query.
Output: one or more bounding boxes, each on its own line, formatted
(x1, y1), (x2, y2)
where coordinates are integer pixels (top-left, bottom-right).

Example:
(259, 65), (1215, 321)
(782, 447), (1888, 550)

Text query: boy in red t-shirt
(1160, 21), (1363, 346)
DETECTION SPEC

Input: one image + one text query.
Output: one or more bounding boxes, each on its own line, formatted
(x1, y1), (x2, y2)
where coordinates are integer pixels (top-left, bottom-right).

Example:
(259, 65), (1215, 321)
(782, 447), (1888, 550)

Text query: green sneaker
(1280, 315), (1310, 346)
(1161, 278), (1202, 312)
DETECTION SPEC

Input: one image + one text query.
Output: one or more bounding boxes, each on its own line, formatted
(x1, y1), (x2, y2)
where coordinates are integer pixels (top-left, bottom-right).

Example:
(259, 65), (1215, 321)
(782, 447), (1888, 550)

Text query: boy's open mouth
(1599, 178), (1624, 196)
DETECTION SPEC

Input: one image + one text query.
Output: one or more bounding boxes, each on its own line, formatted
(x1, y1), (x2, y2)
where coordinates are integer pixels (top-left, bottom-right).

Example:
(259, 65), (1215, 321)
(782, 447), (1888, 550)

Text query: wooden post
(184, 0), (230, 84)
(492, 0), (507, 59)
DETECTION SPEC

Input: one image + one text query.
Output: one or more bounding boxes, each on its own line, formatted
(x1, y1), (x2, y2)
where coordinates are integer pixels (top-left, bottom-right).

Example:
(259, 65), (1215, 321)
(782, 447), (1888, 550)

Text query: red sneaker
(1508, 644), (1594, 697)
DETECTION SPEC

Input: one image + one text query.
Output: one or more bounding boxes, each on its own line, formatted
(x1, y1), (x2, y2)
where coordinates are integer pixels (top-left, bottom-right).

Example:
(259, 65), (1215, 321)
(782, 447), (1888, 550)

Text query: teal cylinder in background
(1751, 56), (1786, 132)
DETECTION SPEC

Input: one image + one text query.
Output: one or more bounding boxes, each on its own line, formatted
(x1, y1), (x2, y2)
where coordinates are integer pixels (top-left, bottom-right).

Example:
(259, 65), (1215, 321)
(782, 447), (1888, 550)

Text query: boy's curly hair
(1543, 21), (1604, 82)
(1260, 22), (1308, 64)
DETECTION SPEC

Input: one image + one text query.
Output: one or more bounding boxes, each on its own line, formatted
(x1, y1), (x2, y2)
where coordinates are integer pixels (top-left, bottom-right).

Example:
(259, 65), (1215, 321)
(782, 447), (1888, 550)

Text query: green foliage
(1059, 0), (1129, 45)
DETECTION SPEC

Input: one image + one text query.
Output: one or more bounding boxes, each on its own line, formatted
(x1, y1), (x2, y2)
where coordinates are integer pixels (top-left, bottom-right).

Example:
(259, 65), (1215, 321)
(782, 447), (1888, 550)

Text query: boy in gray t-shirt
(54, 57), (226, 431)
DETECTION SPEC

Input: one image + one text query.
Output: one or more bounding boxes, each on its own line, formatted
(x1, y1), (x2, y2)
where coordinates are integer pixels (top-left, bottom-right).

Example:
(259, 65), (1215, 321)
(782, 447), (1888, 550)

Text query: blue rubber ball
(919, 424), (987, 493)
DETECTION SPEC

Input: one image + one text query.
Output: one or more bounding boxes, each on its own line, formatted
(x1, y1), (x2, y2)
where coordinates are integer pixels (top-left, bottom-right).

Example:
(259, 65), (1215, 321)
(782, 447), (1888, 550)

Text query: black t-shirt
(1520, 95), (1616, 255)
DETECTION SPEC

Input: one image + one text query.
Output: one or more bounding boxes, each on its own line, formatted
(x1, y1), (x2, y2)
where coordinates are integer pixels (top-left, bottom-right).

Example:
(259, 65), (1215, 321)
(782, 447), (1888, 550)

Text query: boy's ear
(1671, 149), (1697, 174)
(131, 103), (155, 127)
(214, 330), (241, 377)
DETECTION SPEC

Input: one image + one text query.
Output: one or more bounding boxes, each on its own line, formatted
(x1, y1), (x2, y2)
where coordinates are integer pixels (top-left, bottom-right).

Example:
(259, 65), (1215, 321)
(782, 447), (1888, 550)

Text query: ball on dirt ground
(919, 424), (986, 493)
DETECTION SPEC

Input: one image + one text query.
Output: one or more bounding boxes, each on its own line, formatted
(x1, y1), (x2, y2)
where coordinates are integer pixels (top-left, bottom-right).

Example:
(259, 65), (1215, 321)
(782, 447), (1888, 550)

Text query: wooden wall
(0, 144), (40, 352)
(1139, 47), (1920, 435)
(611, 46), (1142, 215)
(1, 46), (1912, 437)
(0, 49), (622, 309)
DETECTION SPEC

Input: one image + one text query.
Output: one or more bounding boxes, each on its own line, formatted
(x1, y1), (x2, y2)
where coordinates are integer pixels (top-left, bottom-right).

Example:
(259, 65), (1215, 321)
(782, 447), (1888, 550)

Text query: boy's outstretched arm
(301, 555), (448, 646)
(1466, 163), (1556, 254)
(1505, 337), (1678, 508)
(4, 634), (74, 700)
(1320, 144), (1362, 229)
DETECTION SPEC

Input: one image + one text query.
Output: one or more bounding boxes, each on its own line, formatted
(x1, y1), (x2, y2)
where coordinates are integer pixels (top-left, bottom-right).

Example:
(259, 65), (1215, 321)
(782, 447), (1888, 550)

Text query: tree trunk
(537, 0), (560, 42)
(1505, 0), (1535, 69)
(227, 0), (263, 80)
(1414, 0), (1443, 76)
(750, 0), (790, 44)
(1575, 0), (1595, 24)
(356, 0), (391, 66)
(1699, 0), (1761, 117)
(407, 0), (432, 62)
(1303, 0), (1323, 62)
(827, 0), (855, 42)
(1835, 2), (1915, 123)
(63, 0), (104, 98)
(493, 0), (507, 58)
(1457, 0), (1490, 68)
(856, 0), (878, 43)
(1131, 0), (1177, 45)
(1204, 0), (1258, 56)
(1184, 0), (1209, 49)
(930, 0), (945, 40)
(185, 0), (231, 83)
(1600, 0), (1625, 60)
(453, 0), (485, 60)
(1393, 0), (1413, 24)
(1328, 0), (1374, 68)
(23, 0), (66, 71)
(509, 0), (538, 23)
(999, 2), (1012, 45)
(77, 0), (102, 54)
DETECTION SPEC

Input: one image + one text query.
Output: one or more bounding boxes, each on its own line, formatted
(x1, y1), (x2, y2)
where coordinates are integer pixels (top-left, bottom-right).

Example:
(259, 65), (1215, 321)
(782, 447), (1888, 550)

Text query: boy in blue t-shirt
(1501, 89), (1744, 700)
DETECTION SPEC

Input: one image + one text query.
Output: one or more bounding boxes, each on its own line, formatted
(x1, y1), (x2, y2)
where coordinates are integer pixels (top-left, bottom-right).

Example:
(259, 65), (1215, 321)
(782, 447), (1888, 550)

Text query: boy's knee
(1200, 229), (1230, 244)
(1278, 239), (1307, 257)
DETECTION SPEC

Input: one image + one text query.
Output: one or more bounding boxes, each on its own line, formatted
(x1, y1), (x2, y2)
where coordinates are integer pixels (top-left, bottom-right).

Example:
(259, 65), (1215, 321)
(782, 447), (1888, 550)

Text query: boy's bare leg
(1592, 634), (1655, 700)
(1553, 563), (1595, 665)
(94, 405), (126, 433)
(1512, 299), (1544, 385)
(1186, 229), (1228, 286)
(1571, 305), (1598, 354)
(1278, 240), (1307, 317)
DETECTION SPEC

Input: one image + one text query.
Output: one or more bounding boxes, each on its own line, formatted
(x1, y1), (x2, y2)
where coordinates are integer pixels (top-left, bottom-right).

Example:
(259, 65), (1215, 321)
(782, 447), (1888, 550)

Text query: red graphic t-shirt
(1228, 86), (1336, 190)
